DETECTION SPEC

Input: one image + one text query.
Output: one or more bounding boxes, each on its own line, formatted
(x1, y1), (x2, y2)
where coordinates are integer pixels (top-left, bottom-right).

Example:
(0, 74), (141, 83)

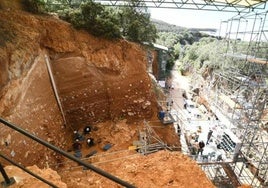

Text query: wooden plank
(221, 163), (241, 187)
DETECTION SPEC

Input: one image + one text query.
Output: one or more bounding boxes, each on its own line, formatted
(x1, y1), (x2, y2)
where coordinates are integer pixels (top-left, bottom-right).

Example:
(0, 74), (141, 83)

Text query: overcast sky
(149, 8), (238, 29)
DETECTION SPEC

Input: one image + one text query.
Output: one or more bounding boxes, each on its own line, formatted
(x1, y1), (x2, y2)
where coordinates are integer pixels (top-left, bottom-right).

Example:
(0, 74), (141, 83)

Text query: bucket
(158, 111), (165, 120)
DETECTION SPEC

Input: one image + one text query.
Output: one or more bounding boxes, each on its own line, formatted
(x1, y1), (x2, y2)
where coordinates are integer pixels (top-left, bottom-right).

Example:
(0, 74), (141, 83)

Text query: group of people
(189, 139), (205, 157)
(189, 129), (214, 158)
(72, 126), (95, 158)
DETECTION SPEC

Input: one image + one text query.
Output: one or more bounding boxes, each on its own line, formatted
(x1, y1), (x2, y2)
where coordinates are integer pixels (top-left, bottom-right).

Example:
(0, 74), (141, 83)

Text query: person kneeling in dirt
(73, 130), (84, 141)
(86, 138), (94, 147)
(83, 125), (91, 135)
(73, 139), (82, 151)
(72, 139), (82, 158)
(83, 126), (92, 135)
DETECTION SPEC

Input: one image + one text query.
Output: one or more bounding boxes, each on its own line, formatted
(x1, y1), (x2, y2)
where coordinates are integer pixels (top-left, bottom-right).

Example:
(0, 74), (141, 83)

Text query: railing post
(0, 163), (15, 187)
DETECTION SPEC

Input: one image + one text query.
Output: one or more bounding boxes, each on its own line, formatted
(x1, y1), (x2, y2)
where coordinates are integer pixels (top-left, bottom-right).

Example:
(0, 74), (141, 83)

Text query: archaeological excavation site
(0, 0), (267, 188)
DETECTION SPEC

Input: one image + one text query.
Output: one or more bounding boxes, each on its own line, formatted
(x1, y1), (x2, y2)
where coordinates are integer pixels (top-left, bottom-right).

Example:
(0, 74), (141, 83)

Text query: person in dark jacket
(198, 141), (205, 155)
(73, 130), (84, 141)
(206, 129), (213, 145)
(86, 138), (94, 147)
(72, 139), (82, 151)
(83, 126), (92, 135)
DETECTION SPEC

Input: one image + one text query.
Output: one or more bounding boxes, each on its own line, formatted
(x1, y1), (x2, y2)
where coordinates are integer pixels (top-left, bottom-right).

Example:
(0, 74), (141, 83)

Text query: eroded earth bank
(0, 2), (214, 187)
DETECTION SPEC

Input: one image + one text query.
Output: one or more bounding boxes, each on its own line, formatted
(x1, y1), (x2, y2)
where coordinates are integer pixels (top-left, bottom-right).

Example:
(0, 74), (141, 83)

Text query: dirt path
(169, 61), (191, 109)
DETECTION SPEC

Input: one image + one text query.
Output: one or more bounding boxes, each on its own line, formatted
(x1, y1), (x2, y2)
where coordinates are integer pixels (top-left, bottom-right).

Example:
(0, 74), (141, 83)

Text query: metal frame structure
(96, 0), (267, 12)
(198, 9), (268, 187)
(133, 121), (172, 154)
(44, 0), (267, 13)
(3, 0), (268, 187)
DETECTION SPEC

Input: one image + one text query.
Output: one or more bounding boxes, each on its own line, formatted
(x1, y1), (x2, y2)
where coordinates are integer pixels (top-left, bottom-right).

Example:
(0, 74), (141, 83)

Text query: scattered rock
(128, 112), (135, 116)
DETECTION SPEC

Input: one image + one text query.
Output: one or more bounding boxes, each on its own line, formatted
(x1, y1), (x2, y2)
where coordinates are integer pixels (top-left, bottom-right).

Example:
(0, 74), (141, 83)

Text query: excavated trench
(0, 4), (215, 187)
(0, 8), (160, 167)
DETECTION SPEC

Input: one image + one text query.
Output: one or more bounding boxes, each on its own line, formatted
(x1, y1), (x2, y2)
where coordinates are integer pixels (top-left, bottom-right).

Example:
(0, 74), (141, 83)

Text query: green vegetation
(22, 0), (157, 43)
(178, 37), (268, 77)
(119, 6), (157, 43)
(25, 0), (267, 79)
(22, 0), (46, 13)
(152, 18), (216, 34)
(61, 2), (121, 38)
(180, 37), (225, 72)
(152, 19), (267, 76)
(156, 30), (199, 47)
(152, 19), (216, 74)
(22, 0), (221, 75)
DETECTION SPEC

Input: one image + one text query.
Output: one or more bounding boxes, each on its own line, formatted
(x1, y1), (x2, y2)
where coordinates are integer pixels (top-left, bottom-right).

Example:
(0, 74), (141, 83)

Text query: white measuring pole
(45, 55), (67, 127)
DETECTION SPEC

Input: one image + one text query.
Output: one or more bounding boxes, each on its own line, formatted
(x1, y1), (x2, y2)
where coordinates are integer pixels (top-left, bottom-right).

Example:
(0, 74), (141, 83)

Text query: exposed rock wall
(0, 9), (156, 127)
(2, 165), (67, 188)
(0, 6), (216, 188)
(0, 0), (22, 10)
(0, 9), (156, 165)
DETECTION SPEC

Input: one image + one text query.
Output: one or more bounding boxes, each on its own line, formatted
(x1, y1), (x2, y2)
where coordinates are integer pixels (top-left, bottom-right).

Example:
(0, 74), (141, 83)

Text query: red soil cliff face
(0, 9), (156, 127)
(0, 9), (157, 165)
(0, 5), (214, 188)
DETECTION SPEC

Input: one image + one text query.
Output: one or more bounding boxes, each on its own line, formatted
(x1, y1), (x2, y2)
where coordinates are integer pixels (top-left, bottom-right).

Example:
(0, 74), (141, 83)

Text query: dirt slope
(0, 8), (157, 165)
(0, 5), (214, 188)
(59, 150), (215, 188)
(2, 150), (214, 188)
(1, 165), (67, 188)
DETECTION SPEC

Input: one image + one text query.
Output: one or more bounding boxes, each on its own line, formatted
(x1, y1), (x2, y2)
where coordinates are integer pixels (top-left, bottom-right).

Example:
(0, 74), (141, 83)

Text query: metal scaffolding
(44, 0), (267, 13)
(4, 1), (268, 187)
(95, 0), (267, 12)
(199, 9), (268, 187)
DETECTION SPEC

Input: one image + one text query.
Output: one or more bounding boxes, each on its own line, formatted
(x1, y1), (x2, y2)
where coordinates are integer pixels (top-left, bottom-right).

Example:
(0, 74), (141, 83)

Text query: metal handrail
(0, 154), (58, 188)
(0, 117), (136, 188)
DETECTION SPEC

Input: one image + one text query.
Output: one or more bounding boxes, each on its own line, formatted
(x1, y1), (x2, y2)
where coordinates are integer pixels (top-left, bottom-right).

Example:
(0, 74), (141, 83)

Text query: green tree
(22, 0), (46, 13)
(120, 6), (157, 43)
(23, 0), (157, 42)
(180, 37), (227, 73)
(173, 43), (181, 59)
(59, 1), (121, 38)
(156, 32), (174, 47)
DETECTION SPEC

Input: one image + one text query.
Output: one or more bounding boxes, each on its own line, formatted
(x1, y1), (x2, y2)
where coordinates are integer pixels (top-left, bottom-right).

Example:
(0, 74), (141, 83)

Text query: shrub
(22, 0), (45, 14)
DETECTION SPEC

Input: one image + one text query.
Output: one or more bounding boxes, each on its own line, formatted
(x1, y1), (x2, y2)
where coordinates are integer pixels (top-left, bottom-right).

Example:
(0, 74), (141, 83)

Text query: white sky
(149, 8), (237, 29)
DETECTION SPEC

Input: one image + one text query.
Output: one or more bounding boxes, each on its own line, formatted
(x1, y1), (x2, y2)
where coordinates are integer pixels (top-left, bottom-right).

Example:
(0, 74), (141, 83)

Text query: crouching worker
(73, 130), (84, 141)
(83, 126), (92, 135)
(86, 138), (94, 147)
(72, 139), (82, 158)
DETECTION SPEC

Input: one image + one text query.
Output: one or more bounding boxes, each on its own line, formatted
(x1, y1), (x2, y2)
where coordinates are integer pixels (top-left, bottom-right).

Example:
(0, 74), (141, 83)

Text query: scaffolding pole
(193, 9), (268, 188)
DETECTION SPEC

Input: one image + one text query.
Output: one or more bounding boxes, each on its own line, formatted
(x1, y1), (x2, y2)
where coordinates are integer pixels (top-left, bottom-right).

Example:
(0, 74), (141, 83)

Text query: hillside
(152, 18), (217, 34)
(152, 18), (185, 33)
(0, 1), (214, 187)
